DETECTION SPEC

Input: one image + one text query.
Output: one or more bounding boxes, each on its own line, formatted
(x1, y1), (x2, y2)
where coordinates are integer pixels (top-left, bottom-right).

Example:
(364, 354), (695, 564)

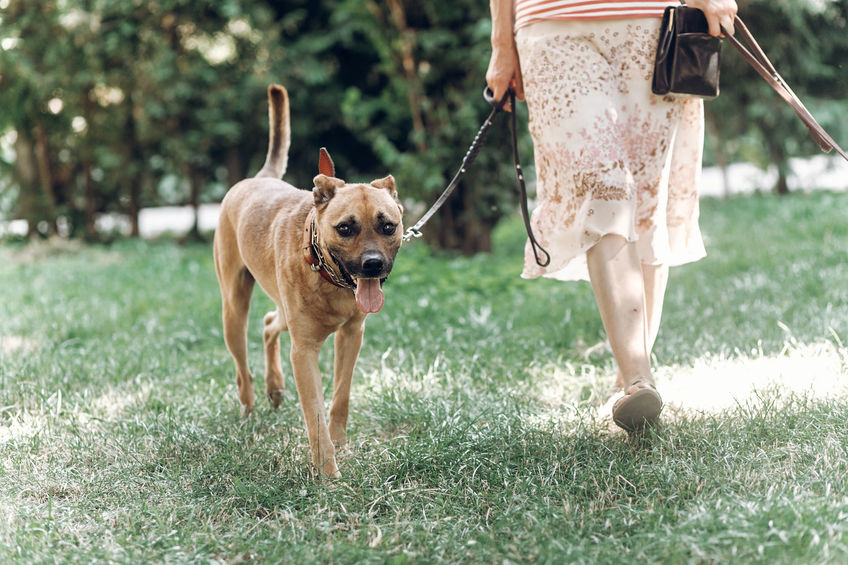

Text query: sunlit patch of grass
(0, 335), (39, 354)
(660, 339), (848, 416)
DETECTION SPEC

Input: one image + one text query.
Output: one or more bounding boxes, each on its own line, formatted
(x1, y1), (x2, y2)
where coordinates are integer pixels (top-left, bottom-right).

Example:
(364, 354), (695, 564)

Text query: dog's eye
(335, 224), (353, 237)
(381, 223), (396, 236)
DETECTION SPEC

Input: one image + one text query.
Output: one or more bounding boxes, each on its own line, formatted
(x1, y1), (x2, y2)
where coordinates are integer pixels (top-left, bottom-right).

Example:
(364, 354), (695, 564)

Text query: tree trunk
(81, 87), (98, 240)
(32, 123), (58, 235)
(83, 159), (97, 240)
(775, 167), (789, 195)
(188, 166), (202, 241)
(719, 161), (731, 199)
(13, 129), (51, 237)
(705, 111), (732, 197)
(381, 0), (428, 153)
(129, 184), (141, 237)
(124, 93), (142, 237)
(766, 136), (791, 196)
(33, 124), (55, 210)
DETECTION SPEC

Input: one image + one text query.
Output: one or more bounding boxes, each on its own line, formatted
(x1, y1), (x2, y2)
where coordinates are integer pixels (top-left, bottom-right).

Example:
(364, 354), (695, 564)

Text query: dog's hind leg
(219, 268), (256, 416)
(329, 317), (365, 446)
(263, 306), (288, 408)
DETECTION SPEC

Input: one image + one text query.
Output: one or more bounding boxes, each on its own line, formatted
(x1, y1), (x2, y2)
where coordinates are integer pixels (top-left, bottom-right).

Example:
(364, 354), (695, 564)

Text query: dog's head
(312, 150), (403, 314)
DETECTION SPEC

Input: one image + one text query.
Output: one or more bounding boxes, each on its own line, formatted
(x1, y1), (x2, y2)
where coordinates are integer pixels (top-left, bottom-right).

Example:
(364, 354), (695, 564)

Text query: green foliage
(0, 0), (529, 249)
(271, 0), (523, 253)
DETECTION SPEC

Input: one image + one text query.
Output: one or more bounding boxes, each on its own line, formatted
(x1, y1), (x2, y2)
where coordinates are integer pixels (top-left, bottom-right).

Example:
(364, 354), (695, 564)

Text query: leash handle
(505, 90), (550, 267)
(483, 86), (510, 110)
(485, 87), (550, 266)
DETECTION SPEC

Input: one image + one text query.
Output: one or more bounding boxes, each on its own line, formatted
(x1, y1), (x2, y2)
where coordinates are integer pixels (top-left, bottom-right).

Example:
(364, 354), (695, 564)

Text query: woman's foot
(612, 376), (663, 431)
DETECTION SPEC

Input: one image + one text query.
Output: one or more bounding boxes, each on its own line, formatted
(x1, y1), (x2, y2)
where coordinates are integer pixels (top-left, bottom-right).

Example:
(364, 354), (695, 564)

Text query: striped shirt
(515, 0), (679, 29)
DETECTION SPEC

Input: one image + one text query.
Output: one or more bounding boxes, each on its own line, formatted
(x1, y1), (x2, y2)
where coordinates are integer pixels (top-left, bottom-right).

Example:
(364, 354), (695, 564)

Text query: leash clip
(402, 227), (423, 242)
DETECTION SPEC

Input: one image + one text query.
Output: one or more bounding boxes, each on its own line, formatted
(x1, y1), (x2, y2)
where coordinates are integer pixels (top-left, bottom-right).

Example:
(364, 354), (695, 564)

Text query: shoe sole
(612, 387), (663, 431)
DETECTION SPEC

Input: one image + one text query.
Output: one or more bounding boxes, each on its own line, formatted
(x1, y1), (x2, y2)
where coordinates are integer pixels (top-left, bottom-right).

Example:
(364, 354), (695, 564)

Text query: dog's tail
(255, 84), (290, 179)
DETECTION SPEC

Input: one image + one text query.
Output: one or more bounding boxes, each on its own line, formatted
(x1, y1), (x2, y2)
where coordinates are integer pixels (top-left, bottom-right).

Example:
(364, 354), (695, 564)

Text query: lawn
(1, 191), (847, 563)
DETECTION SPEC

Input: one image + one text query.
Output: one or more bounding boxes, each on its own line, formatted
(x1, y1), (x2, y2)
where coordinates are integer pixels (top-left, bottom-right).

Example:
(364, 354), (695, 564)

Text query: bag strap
(722, 16), (848, 161)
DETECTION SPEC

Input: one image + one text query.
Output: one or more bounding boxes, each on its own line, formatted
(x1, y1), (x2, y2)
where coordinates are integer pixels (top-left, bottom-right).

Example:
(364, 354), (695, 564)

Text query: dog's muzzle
(360, 253), (386, 279)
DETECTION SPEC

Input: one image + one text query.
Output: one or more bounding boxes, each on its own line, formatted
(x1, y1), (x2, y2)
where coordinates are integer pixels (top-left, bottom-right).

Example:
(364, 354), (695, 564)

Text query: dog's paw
(330, 427), (347, 447)
(241, 403), (254, 418)
(267, 389), (285, 409)
(324, 464), (341, 480)
(312, 454), (341, 479)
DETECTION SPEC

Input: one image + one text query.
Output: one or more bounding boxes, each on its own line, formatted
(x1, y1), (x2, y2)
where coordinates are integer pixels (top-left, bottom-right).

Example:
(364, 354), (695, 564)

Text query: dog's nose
(361, 254), (385, 277)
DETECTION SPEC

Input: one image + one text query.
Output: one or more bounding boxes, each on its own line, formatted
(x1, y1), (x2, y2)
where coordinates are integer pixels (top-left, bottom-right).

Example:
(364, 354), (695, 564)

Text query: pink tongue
(355, 278), (384, 313)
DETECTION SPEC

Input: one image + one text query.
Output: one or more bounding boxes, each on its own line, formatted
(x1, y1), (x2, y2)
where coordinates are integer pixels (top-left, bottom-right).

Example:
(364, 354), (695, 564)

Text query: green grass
(1, 191), (847, 563)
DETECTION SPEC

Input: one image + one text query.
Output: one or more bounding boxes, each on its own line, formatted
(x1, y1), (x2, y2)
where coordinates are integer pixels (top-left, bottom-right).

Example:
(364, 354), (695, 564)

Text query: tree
(3, 0), (846, 243)
(0, 1), (66, 236)
(0, 0), (279, 239)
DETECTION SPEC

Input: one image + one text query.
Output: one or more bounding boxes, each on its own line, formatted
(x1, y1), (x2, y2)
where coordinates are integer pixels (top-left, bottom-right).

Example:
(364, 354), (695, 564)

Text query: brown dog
(213, 85), (403, 477)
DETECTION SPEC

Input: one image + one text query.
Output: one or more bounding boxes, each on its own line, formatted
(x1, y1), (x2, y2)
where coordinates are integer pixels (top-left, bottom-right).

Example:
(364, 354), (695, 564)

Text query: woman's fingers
(486, 47), (521, 111)
(691, 0), (738, 37)
(513, 71), (525, 102)
(719, 14), (736, 36)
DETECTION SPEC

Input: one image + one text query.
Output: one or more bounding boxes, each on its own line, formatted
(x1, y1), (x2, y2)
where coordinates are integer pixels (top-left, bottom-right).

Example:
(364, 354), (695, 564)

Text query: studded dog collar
(302, 208), (356, 292)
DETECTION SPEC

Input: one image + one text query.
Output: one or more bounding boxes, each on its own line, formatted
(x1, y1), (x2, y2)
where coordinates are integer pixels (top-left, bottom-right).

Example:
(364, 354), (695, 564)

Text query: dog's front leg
(289, 335), (339, 478)
(329, 317), (365, 445)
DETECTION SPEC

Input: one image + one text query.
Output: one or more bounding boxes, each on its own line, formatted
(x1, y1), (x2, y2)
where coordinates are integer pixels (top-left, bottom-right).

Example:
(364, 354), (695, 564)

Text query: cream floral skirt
(516, 18), (707, 281)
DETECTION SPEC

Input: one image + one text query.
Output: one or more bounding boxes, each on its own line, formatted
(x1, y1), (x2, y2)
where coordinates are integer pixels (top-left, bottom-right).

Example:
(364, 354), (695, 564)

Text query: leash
(402, 88), (550, 268)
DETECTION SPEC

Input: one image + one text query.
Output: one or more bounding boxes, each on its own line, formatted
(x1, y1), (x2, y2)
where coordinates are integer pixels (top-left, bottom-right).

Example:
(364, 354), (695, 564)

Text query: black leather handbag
(652, 4), (722, 98)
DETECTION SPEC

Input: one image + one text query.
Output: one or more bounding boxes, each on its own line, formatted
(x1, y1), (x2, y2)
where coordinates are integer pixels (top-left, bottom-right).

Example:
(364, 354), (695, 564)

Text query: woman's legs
(642, 262), (669, 356)
(586, 234), (653, 388)
(587, 234), (664, 429)
(611, 262), (669, 389)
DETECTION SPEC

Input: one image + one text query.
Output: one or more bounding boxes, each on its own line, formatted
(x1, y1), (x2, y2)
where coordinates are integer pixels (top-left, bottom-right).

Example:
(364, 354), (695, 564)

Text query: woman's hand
(685, 0), (738, 36)
(486, 0), (524, 111)
(486, 41), (524, 111)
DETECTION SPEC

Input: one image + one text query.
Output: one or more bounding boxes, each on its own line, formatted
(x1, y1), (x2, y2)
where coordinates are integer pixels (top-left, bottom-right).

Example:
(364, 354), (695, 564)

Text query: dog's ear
(313, 174), (344, 207)
(371, 175), (403, 214)
(318, 147), (335, 177)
